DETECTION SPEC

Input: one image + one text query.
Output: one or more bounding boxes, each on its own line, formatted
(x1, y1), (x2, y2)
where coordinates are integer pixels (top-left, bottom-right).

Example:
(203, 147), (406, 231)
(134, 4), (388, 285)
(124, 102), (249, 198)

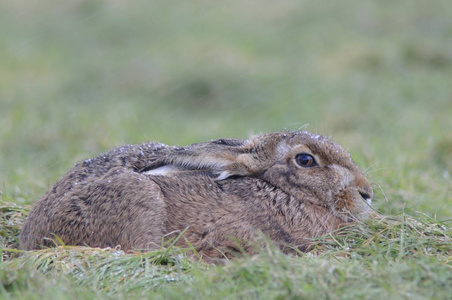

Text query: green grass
(1, 213), (451, 299)
(1, 0), (451, 298)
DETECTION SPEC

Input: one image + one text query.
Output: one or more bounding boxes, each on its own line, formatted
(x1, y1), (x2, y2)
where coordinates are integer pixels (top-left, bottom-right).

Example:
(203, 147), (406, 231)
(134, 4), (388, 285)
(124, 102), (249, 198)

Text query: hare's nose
(354, 173), (373, 204)
(359, 191), (372, 204)
(358, 182), (373, 205)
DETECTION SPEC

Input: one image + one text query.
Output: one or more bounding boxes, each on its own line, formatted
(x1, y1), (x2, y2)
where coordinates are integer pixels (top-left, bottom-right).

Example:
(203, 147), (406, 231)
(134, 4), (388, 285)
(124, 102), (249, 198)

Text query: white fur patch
(276, 141), (290, 158)
(144, 165), (180, 176)
(170, 155), (231, 170)
(217, 171), (232, 181)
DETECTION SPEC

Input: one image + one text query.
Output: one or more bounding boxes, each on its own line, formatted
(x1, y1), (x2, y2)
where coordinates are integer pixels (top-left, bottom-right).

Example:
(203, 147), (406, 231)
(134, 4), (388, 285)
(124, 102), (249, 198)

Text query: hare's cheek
(328, 165), (354, 189)
(334, 189), (354, 212)
(333, 188), (370, 220)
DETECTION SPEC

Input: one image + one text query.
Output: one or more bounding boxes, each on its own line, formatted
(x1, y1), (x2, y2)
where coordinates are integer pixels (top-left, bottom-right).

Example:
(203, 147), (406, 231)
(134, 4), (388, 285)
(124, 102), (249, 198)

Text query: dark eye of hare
(295, 153), (317, 168)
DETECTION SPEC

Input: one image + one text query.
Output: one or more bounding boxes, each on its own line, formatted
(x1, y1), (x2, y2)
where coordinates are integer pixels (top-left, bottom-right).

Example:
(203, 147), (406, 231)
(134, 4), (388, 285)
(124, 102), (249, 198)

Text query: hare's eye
(295, 153), (317, 168)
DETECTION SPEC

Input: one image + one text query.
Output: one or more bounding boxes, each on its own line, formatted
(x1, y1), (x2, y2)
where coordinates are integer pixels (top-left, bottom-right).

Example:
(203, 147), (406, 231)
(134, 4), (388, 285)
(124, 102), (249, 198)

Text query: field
(1, 1), (451, 299)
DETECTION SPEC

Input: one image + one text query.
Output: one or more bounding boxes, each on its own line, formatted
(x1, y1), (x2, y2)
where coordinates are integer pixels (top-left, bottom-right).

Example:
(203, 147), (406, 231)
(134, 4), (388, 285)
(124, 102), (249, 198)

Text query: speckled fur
(20, 131), (373, 259)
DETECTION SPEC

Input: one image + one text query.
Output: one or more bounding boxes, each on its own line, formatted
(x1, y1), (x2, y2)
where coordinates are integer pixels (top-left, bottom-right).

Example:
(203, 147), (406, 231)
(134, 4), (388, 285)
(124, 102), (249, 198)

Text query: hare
(19, 131), (373, 259)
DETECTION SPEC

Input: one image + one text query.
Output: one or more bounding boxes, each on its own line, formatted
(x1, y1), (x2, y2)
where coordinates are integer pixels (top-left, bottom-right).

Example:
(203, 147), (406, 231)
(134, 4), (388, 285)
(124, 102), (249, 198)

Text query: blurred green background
(1, 0), (451, 218)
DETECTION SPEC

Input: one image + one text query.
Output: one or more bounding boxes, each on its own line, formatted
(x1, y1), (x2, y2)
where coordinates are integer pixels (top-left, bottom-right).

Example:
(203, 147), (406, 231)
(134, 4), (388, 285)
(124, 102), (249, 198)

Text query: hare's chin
(333, 199), (373, 222)
(334, 210), (371, 223)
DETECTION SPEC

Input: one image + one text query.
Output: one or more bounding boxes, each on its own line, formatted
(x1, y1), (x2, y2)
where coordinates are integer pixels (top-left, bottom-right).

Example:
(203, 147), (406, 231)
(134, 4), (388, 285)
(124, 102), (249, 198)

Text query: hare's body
(20, 131), (373, 258)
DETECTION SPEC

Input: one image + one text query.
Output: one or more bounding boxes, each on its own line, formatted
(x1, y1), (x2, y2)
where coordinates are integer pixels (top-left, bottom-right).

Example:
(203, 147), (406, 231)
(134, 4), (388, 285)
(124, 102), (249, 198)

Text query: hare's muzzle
(359, 190), (373, 205)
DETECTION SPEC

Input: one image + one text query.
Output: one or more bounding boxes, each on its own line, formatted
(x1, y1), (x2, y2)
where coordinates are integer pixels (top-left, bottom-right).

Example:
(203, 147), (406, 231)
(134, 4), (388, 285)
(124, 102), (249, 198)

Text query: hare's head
(251, 132), (373, 221)
(144, 131), (373, 221)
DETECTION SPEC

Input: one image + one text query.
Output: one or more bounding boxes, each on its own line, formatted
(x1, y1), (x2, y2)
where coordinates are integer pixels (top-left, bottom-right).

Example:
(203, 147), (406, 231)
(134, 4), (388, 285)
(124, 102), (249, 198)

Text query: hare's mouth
(332, 188), (373, 222)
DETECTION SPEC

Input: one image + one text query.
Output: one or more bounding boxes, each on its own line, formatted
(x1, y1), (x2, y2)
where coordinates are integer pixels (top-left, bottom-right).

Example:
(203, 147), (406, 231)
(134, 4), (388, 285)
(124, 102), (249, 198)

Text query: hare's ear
(211, 136), (273, 180)
(215, 134), (287, 180)
(149, 138), (264, 179)
(141, 150), (237, 175)
(215, 154), (261, 180)
(164, 150), (258, 180)
(141, 135), (277, 180)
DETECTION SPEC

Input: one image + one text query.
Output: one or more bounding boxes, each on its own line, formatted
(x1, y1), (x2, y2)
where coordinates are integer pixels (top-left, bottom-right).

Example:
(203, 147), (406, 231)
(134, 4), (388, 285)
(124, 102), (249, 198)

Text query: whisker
(373, 183), (389, 207)
(364, 166), (396, 175)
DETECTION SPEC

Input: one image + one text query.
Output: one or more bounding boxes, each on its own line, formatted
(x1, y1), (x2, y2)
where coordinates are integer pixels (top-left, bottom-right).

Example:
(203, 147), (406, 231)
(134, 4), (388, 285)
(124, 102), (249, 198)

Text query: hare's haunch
(20, 131), (373, 258)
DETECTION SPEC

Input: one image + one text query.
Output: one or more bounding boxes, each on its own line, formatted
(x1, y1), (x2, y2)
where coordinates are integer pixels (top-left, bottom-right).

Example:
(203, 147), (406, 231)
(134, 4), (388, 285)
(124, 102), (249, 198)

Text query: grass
(1, 212), (451, 299)
(1, 0), (451, 299)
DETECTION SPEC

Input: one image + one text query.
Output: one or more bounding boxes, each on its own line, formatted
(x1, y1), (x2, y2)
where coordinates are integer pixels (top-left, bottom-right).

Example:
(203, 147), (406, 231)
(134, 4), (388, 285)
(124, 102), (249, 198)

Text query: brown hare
(19, 131), (373, 259)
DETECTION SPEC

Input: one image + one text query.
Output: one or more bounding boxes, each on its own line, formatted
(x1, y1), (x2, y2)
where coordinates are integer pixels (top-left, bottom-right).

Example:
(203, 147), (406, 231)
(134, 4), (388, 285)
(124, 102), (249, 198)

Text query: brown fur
(19, 131), (373, 259)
